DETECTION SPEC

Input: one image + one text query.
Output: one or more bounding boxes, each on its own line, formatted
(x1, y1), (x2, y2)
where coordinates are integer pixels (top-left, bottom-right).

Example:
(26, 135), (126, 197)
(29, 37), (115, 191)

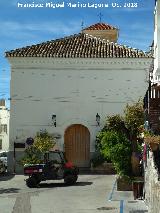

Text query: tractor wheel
(64, 175), (78, 185)
(26, 176), (37, 188)
(33, 174), (41, 185)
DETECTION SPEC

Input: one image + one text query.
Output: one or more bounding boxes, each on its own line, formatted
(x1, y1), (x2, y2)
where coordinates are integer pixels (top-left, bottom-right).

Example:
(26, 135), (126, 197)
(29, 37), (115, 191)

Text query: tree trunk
(131, 152), (141, 176)
(130, 134), (140, 176)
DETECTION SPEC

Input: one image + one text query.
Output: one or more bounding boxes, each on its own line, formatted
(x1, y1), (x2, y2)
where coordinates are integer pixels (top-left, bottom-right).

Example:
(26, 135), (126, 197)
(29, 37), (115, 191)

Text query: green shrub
(91, 151), (111, 167)
(104, 115), (124, 132)
(91, 152), (105, 167)
(124, 100), (144, 136)
(100, 130), (132, 176)
(21, 130), (55, 165)
(34, 130), (55, 153)
(110, 143), (132, 176)
(21, 146), (43, 165)
(95, 131), (106, 151)
(95, 100), (144, 176)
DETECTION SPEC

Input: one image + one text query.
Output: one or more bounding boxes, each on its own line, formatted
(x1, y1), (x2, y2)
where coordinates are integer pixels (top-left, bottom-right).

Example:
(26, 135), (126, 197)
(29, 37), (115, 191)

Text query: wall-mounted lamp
(96, 113), (100, 126)
(52, 114), (56, 127)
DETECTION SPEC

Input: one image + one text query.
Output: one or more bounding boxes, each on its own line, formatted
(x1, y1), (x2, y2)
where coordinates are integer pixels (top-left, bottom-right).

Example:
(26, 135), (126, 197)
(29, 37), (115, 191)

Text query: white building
(0, 99), (10, 151)
(6, 23), (152, 173)
(153, 0), (160, 83)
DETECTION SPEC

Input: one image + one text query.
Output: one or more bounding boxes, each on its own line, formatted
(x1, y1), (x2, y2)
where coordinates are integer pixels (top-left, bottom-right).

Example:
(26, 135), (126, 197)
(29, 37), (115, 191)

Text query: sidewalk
(108, 179), (148, 213)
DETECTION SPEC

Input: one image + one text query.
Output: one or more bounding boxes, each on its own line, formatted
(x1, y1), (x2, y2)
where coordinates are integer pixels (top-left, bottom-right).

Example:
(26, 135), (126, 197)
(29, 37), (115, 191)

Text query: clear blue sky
(0, 0), (155, 107)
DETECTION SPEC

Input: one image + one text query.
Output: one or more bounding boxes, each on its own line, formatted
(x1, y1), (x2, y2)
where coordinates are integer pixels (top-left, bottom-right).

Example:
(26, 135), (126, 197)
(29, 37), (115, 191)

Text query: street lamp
(52, 114), (56, 127)
(96, 113), (100, 126)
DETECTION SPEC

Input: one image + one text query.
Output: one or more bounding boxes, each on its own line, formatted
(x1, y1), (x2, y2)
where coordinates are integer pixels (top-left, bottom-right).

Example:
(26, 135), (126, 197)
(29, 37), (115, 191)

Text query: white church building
(6, 22), (152, 173)
(152, 0), (160, 83)
(0, 99), (10, 151)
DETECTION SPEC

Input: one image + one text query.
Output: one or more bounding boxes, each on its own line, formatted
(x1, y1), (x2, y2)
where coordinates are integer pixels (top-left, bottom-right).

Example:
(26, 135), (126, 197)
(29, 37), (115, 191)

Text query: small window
(0, 124), (7, 134)
(4, 125), (7, 133)
(0, 140), (2, 150)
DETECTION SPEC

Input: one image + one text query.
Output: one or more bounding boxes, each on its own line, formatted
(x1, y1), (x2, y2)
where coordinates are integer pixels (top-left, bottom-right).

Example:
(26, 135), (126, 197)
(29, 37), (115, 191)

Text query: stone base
(7, 150), (25, 174)
(91, 162), (116, 174)
(117, 176), (132, 191)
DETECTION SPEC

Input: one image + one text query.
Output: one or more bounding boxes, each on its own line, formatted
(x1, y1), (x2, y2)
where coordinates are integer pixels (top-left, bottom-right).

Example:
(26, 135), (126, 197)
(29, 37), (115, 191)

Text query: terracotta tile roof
(5, 33), (151, 58)
(83, 22), (116, 30)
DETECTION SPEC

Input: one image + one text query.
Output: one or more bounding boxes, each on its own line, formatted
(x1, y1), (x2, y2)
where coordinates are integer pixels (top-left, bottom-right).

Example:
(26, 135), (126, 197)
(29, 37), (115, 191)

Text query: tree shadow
(74, 181), (93, 186)
(128, 201), (138, 203)
(0, 188), (20, 194)
(39, 181), (93, 188)
(0, 173), (15, 181)
(97, 207), (117, 210)
(129, 211), (148, 213)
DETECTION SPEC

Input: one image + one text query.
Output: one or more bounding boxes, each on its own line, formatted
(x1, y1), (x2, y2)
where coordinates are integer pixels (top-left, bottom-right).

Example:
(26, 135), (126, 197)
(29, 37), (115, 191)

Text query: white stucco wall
(153, 0), (160, 82)
(145, 150), (160, 213)
(0, 105), (10, 151)
(8, 57), (151, 154)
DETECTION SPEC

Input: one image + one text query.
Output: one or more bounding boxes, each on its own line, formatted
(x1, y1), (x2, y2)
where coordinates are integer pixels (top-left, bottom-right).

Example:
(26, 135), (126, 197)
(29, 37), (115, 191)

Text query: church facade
(0, 99), (10, 151)
(6, 23), (152, 172)
(153, 0), (160, 83)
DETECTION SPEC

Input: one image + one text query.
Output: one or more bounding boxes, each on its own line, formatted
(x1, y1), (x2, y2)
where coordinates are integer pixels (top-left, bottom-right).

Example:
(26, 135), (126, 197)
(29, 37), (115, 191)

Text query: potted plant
(144, 135), (160, 151)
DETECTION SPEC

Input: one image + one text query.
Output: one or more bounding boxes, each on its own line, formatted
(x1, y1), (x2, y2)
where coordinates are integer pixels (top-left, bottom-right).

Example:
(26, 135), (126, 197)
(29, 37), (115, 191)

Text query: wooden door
(64, 124), (90, 167)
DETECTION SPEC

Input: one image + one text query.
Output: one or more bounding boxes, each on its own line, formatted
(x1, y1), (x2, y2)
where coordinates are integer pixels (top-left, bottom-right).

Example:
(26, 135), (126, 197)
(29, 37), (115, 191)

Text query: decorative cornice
(8, 57), (152, 70)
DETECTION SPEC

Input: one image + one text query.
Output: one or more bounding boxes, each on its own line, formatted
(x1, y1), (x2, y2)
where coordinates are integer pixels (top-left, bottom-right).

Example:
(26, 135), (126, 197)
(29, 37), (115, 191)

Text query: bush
(124, 100), (144, 136)
(100, 130), (132, 176)
(95, 100), (144, 176)
(95, 131), (106, 151)
(21, 130), (56, 165)
(104, 115), (124, 132)
(21, 146), (43, 165)
(91, 152), (106, 167)
(103, 115), (130, 140)
(110, 143), (132, 176)
(34, 130), (55, 153)
(94, 131), (112, 166)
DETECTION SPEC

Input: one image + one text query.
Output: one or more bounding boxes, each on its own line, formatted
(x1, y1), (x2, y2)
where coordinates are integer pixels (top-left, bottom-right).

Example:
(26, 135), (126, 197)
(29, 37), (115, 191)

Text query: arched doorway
(64, 124), (90, 167)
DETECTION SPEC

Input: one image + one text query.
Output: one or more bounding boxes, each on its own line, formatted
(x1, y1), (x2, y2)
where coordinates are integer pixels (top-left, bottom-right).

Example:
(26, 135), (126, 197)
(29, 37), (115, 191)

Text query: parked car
(24, 150), (79, 188)
(0, 160), (6, 174)
(0, 151), (8, 168)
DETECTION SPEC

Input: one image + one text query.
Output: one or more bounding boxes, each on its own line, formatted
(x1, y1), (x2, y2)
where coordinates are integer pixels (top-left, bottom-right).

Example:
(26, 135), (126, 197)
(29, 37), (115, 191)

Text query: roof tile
(5, 33), (151, 58)
(83, 22), (116, 30)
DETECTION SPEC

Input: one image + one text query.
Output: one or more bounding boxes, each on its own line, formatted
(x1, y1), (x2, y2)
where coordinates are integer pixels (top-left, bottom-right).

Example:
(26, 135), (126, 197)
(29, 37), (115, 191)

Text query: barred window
(0, 124), (7, 134)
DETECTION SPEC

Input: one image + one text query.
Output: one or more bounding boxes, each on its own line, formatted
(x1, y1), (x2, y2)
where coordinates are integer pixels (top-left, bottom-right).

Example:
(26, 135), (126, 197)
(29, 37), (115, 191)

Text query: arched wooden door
(64, 124), (90, 167)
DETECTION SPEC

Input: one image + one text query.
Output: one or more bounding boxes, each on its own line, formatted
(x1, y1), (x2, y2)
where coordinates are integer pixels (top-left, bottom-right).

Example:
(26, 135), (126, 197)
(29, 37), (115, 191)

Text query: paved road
(0, 174), (148, 213)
